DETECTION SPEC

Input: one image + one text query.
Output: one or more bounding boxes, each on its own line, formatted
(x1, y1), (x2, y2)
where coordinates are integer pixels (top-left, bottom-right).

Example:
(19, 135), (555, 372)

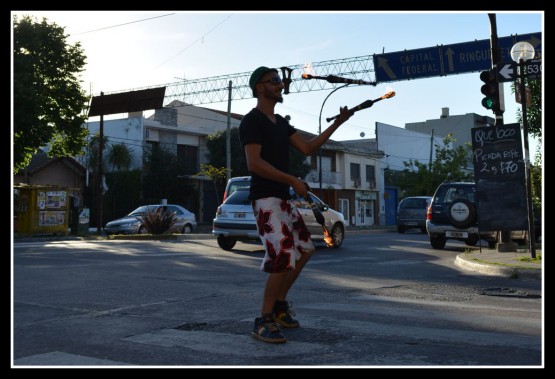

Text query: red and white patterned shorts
(252, 197), (315, 273)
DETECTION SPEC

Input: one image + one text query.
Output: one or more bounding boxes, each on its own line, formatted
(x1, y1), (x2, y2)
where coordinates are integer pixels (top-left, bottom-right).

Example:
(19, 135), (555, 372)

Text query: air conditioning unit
(353, 179), (361, 188)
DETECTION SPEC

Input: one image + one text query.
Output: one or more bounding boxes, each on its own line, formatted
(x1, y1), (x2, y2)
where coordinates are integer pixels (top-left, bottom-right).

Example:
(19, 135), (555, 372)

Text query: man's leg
(262, 272), (288, 315)
(252, 272), (288, 343)
(276, 250), (313, 300)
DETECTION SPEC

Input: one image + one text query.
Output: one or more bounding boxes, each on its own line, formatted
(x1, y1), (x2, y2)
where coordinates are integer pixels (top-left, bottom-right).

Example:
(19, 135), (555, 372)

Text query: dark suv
(426, 181), (497, 249)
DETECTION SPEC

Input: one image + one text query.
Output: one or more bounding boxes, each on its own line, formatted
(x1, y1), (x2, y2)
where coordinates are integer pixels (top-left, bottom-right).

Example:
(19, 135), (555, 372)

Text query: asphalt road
(12, 230), (543, 368)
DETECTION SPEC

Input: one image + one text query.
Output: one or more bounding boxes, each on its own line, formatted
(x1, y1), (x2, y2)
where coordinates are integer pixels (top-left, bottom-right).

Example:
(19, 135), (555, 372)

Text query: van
(396, 196), (432, 233)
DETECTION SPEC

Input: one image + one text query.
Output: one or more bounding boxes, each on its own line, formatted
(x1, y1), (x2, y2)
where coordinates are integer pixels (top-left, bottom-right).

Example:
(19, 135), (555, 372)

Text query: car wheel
(181, 224), (193, 234)
(217, 236), (237, 250)
(330, 223), (344, 248)
(430, 235), (447, 249)
(397, 225), (405, 233)
(448, 199), (476, 229)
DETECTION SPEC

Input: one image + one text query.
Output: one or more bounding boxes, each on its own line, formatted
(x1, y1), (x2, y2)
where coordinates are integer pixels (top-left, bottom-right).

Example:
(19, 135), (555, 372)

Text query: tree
(205, 128), (249, 177)
(195, 163), (228, 204)
(142, 145), (195, 205)
(512, 75), (542, 210)
(106, 143), (133, 172)
(513, 78), (542, 139)
(397, 134), (473, 197)
(13, 15), (89, 174)
(105, 142), (133, 218)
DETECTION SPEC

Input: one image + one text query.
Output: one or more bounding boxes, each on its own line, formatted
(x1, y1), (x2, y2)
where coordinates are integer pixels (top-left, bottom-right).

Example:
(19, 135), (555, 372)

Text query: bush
(137, 207), (177, 234)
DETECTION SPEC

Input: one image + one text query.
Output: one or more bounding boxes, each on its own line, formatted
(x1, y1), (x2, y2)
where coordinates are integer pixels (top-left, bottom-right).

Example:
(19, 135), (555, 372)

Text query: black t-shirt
(239, 108), (297, 200)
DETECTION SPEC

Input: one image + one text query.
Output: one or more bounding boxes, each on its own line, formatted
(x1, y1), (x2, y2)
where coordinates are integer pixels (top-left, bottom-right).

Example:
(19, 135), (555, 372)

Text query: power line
(154, 14), (233, 70)
(73, 13), (176, 35)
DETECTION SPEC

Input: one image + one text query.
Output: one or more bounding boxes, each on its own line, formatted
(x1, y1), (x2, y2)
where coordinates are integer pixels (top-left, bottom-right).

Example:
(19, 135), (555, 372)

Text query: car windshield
(128, 205), (159, 216)
(401, 198), (429, 209)
(224, 189), (251, 205)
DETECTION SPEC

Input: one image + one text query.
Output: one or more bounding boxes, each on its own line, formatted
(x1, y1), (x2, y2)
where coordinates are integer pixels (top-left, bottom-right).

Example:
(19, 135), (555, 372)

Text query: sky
(11, 10), (543, 159)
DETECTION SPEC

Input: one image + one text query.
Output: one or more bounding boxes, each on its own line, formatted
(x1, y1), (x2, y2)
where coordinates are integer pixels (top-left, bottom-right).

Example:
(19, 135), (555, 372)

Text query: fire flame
(383, 86), (396, 98)
(381, 90), (396, 99)
(323, 225), (334, 247)
(302, 62), (315, 77)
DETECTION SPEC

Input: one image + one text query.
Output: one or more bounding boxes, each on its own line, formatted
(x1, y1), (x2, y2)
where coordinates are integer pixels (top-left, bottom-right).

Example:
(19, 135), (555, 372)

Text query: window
(177, 144), (198, 175)
(350, 163), (360, 180)
(366, 165), (375, 181)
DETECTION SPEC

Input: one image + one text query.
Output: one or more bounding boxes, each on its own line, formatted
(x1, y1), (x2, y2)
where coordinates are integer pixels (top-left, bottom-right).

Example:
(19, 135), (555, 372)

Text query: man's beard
(266, 89), (283, 103)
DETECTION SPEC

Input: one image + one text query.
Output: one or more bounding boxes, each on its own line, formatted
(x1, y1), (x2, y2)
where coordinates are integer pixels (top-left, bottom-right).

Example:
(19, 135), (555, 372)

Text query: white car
(213, 186), (346, 250)
(104, 204), (197, 235)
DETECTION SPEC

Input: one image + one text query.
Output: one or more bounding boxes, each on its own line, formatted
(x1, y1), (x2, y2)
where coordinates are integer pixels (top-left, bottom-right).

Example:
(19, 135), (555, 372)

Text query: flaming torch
(305, 190), (334, 247)
(302, 73), (376, 86)
(301, 62), (376, 86)
(325, 87), (396, 122)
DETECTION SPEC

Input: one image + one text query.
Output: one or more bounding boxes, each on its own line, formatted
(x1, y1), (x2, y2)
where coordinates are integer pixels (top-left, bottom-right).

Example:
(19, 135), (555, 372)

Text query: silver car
(104, 204), (197, 235)
(396, 196), (432, 234)
(212, 187), (346, 250)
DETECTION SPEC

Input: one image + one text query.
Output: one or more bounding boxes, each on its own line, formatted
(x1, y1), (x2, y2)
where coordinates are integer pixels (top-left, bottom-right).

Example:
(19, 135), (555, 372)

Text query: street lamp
(510, 41), (537, 258)
(317, 84), (349, 198)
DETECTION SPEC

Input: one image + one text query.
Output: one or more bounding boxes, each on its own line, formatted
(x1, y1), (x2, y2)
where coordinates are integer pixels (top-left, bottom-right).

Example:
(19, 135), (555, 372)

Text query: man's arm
(244, 143), (308, 198)
(289, 106), (351, 156)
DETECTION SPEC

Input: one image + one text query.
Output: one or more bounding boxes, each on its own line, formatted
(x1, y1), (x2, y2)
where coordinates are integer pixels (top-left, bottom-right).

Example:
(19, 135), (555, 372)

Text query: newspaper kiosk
(14, 184), (71, 235)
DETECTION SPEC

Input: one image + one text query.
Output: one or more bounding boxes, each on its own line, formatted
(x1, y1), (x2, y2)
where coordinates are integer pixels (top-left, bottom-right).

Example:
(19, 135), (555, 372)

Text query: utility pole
(97, 92), (104, 234)
(429, 129), (434, 165)
(226, 81), (232, 182)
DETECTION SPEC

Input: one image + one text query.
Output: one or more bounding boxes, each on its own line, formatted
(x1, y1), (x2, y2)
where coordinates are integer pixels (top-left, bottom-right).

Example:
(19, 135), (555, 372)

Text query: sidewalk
(454, 246), (542, 280)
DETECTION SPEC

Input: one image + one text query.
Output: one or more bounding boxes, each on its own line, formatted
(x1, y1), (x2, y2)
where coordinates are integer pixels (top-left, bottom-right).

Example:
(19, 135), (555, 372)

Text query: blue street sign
(373, 32), (541, 83)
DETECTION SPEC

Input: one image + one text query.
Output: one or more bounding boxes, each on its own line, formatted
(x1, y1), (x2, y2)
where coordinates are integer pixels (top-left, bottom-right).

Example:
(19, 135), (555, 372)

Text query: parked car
(396, 196), (432, 234)
(222, 176), (251, 202)
(426, 181), (497, 249)
(427, 181), (542, 250)
(213, 186), (346, 251)
(104, 204), (197, 235)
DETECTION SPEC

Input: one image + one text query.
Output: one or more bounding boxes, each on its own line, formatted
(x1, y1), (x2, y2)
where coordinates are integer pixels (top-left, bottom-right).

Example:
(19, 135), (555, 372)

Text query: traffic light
(480, 69), (500, 112)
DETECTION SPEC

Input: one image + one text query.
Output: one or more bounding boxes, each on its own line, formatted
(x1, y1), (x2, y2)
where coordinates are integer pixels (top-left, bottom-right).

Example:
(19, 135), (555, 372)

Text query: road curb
(454, 255), (541, 280)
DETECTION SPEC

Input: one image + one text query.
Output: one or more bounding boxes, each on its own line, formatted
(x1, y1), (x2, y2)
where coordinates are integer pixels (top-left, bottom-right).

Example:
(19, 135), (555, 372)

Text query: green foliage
(13, 15), (90, 174)
(205, 128), (249, 176)
(137, 207), (177, 235)
(103, 169), (142, 222)
(106, 143), (133, 172)
(195, 164), (228, 204)
(512, 76), (542, 210)
(141, 145), (196, 205)
(397, 134), (473, 197)
(85, 134), (108, 173)
(531, 155), (542, 209)
(514, 79), (542, 139)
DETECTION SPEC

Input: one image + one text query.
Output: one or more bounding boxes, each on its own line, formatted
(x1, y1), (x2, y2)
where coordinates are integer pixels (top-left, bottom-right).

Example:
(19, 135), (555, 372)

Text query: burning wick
(323, 226), (334, 247)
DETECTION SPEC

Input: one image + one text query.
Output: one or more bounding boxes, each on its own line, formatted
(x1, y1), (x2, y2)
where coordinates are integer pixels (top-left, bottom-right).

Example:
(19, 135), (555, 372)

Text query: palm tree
(105, 143), (133, 217)
(106, 143), (133, 172)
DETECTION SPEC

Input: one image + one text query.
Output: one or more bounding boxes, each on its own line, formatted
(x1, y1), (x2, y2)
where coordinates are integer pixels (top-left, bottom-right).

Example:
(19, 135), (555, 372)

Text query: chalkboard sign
(471, 123), (527, 231)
